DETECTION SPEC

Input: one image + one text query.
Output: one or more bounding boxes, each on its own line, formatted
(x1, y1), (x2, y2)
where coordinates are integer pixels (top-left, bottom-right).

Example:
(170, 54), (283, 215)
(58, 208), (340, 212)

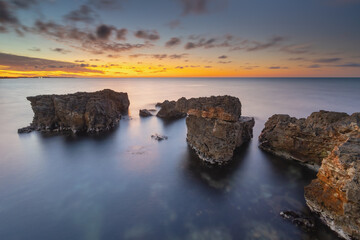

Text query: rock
(139, 109), (153, 117)
(304, 132), (360, 240)
(19, 89), (130, 133)
(259, 111), (359, 168)
(186, 115), (254, 164)
(156, 95), (254, 164)
(280, 210), (315, 231)
(156, 100), (186, 119)
(18, 126), (35, 133)
(151, 134), (168, 141)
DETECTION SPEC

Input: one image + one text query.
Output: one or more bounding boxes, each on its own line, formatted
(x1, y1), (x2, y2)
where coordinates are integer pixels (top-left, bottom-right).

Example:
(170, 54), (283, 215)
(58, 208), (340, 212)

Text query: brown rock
(186, 114), (254, 164)
(139, 109), (153, 117)
(156, 100), (186, 119)
(259, 111), (358, 168)
(304, 132), (360, 240)
(19, 89), (130, 133)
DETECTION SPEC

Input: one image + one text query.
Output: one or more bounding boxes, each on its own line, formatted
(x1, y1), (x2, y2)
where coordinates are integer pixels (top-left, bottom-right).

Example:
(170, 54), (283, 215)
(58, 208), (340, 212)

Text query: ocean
(0, 77), (359, 240)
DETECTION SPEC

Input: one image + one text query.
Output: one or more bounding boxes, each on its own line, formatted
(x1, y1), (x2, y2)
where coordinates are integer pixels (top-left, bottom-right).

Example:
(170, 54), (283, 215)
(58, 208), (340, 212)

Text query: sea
(0, 77), (359, 240)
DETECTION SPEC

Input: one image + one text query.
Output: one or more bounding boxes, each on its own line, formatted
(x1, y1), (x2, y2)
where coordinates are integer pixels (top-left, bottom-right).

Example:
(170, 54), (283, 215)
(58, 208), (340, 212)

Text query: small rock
(280, 210), (315, 231)
(151, 134), (168, 141)
(139, 109), (153, 117)
(18, 126), (34, 134)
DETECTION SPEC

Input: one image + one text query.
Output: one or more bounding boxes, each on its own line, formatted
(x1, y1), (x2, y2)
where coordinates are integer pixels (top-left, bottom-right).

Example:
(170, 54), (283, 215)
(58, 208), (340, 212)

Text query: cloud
(269, 66), (288, 69)
(246, 36), (284, 51)
(129, 53), (188, 60)
(218, 55), (227, 59)
(96, 24), (114, 40)
(179, 0), (222, 15)
(63, 5), (96, 23)
(87, 0), (123, 9)
(307, 64), (321, 68)
(134, 30), (160, 41)
(185, 37), (216, 49)
(51, 48), (71, 54)
(28, 47), (41, 52)
(10, 0), (37, 9)
(314, 57), (342, 63)
(30, 20), (149, 54)
(218, 61), (231, 64)
(0, 1), (19, 24)
(281, 44), (311, 54)
(165, 37), (181, 47)
(0, 52), (102, 73)
(169, 54), (188, 59)
(335, 62), (360, 67)
(90, 58), (100, 61)
(288, 57), (305, 61)
(116, 28), (127, 40)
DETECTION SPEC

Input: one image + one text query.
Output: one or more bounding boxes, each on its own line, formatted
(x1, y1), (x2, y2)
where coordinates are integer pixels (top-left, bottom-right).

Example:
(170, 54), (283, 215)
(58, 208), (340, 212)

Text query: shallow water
(0, 78), (359, 240)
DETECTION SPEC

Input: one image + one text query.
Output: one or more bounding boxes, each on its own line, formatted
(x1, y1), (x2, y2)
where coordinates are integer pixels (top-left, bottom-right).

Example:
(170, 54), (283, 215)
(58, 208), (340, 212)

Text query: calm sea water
(0, 78), (359, 240)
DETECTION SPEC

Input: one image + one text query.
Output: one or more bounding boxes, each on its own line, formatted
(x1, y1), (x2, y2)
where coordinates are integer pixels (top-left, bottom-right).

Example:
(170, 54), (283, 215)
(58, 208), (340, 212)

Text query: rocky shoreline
(260, 110), (360, 239)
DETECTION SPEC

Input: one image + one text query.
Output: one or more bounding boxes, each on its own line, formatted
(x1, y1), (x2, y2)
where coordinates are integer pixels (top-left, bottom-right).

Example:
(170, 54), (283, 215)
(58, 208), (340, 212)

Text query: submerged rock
(151, 134), (168, 141)
(157, 95), (254, 164)
(259, 111), (359, 168)
(280, 210), (315, 231)
(139, 109), (153, 117)
(19, 89), (130, 133)
(304, 133), (360, 240)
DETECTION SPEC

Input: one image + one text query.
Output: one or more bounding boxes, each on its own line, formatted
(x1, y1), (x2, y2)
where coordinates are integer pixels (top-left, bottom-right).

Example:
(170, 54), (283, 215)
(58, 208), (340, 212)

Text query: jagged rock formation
(259, 110), (360, 239)
(258, 111), (358, 168)
(19, 89), (130, 133)
(304, 133), (360, 240)
(157, 96), (254, 164)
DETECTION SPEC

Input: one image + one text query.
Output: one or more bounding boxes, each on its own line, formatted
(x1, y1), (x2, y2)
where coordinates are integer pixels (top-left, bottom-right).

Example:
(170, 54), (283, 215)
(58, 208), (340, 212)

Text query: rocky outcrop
(259, 110), (360, 239)
(19, 89), (130, 133)
(259, 111), (358, 168)
(139, 109), (153, 117)
(304, 132), (360, 240)
(157, 96), (254, 164)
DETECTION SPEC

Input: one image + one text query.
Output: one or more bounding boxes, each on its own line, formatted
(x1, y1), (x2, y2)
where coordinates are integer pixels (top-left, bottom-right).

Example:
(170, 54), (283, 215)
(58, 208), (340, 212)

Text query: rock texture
(304, 132), (360, 240)
(156, 96), (254, 164)
(259, 111), (358, 168)
(19, 89), (130, 133)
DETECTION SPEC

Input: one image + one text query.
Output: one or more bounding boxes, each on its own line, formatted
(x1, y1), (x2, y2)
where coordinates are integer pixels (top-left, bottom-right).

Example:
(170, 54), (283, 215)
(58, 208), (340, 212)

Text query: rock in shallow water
(19, 89), (130, 133)
(280, 210), (315, 231)
(139, 109), (153, 117)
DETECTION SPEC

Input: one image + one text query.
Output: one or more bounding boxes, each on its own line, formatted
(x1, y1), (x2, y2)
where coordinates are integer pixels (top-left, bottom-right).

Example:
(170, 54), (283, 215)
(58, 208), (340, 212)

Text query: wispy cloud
(0, 52), (102, 73)
(50, 48), (71, 54)
(335, 62), (360, 67)
(134, 30), (160, 41)
(314, 57), (342, 63)
(63, 5), (96, 23)
(246, 36), (284, 51)
(165, 37), (181, 47)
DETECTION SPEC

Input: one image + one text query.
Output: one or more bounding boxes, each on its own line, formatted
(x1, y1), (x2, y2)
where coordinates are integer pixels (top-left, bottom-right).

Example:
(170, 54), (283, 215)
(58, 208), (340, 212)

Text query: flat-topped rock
(305, 133), (360, 240)
(258, 111), (359, 167)
(20, 89), (130, 133)
(156, 96), (241, 121)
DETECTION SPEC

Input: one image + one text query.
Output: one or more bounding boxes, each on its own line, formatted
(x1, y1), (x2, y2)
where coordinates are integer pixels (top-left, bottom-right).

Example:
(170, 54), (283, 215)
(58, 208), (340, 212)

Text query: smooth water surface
(0, 78), (359, 240)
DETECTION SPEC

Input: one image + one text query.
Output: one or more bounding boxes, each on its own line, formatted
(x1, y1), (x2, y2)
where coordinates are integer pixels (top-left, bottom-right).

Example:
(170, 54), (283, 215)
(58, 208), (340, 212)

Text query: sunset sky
(1, 0), (360, 78)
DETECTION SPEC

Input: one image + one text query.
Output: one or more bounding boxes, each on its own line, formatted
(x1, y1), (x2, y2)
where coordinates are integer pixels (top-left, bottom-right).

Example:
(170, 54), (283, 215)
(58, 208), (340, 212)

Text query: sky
(0, 0), (360, 78)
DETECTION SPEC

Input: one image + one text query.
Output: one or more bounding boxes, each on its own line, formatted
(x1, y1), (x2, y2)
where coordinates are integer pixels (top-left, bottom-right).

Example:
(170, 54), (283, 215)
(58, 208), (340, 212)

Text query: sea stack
(259, 111), (360, 239)
(18, 89), (130, 133)
(157, 96), (255, 164)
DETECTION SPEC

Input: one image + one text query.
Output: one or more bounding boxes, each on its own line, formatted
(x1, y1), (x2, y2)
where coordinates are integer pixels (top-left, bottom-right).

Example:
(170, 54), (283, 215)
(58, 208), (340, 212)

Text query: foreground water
(0, 78), (359, 240)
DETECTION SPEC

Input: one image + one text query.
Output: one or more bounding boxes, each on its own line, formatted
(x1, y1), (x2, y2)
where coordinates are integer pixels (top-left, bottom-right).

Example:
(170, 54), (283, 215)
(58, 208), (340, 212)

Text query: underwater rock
(151, 134), (168, 141)
(259, 111), (359, 168)
(280, 210), (315, 231)
(19, 89), (130, 133)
